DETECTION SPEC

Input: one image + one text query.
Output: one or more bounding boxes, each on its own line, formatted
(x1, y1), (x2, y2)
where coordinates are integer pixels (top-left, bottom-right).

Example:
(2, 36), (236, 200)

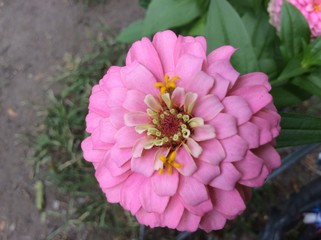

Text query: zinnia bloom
(82, 30), (281, 232)
(268, 0), (321, 37)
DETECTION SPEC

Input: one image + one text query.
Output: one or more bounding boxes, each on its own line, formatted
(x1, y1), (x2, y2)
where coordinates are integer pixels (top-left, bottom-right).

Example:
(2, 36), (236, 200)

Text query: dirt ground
(0, 1), (143, 239)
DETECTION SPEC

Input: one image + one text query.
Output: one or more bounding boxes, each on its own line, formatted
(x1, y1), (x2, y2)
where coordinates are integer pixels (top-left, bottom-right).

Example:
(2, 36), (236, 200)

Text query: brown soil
(0, 1), (143, 239)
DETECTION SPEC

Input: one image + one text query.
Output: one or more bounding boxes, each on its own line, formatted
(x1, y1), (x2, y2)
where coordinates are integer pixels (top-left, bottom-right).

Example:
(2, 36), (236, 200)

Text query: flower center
(148, 107), (192, 148)
(314, 0), (321, 12)
(133, 75), (202, 175)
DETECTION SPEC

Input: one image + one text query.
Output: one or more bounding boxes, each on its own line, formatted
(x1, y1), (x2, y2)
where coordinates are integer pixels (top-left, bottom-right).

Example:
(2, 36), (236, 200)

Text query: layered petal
(126, 37), (163, 80)
(139, 179), (170, 214)
(193, 94), (224, 121)
(82, 30), (281, 233)
(151, 169), (179, 196)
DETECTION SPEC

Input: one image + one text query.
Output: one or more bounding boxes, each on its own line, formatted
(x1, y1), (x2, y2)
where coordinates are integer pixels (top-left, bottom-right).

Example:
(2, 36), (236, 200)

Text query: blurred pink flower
(81, 30), (281, 232)
(268, 0), (321, 37)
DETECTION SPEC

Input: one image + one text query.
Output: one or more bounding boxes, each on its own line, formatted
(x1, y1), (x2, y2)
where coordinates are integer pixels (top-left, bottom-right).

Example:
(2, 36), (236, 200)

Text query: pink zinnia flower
(268, 0), (321, 37)
(81, 30), (281, 232)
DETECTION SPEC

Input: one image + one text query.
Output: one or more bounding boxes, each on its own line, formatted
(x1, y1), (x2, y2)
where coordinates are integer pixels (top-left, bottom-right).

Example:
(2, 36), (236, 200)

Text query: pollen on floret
(158, 151), (182, 175)
(154, 74), (180, 94)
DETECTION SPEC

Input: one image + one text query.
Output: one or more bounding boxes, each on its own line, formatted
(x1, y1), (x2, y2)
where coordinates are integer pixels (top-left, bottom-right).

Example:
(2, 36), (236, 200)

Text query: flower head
(268, 0), (321, 37)
(82, 30), (281, 232)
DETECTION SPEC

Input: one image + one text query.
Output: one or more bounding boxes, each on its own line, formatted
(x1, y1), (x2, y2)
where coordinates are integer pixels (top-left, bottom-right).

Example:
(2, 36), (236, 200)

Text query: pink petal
(85, 112), (103, 133)
(126, 37), (163, 81)
(252, 143), (281, 171)
(124, 112), (150, 126)
(160, 194), (185, 229)
(121, 62), (158, 96)
(222, 96), (253, 125)
(136, 209), (161, 228)
(232, 72), (271, 91)
(230, 85), (272, 114)
(106, 153), (131, 177)
(91, 84), (100, 93)
(171, 87), (185, 107)
(220, 135), (249, 162)
(131, 148), (157, 177)
(207, 59), (240, 87)
(91, 127), (113, 149)
(152, 30), (177, 74)
(120, 173), (145, 214)
(106, 87), (127, 107)
(193, 95), (224, 121)
(174, 35), (207, 62)
(115, 126), (141, 148)
(184, 199), (213, 216)
(238, 122), (260, 149)
(198, 138), (226, 165)
(209, 113), (238, 139)
(179, 176), (209, 206)
(240, 166), (269, 187)
(255, 109), (281, 138)
(151, 169), (179, 196)
(211, 188), (246, 216)
(99, 66), (123, 90)
(109, 107), (126, 129)
(123, 90), (147, 112)
(184, 92), (198, 114)
(153, 148), (170, 171)
(176, 211), (201, 232)
(88, 90), (109, 117)
(132, 137), (149, 158)
(144, 94), (162, 112)
(109, 144), (132, 167)
(184, 138), (203, 158)
(210, 163), (242, 191)
(234, 151), (264, 180)
(99, 118), (118, 143)
(175, 146), (198, 176)
(207, 45), (237, 64)
(139, 179), (170, 214)
(193, 161), (221, 184)
(95, 164), (130, 189)
(251, 116), (273, 145)
(200, 209), (227, 232)
(209, 73), (230, 100)
(184, 71), (214, 96)
(174, 54), (203, 88)
(195, 36), (207, 52)
(192, 125), (216, 142)
(102, 183), (122, 203)
(81, 137), (105, 164)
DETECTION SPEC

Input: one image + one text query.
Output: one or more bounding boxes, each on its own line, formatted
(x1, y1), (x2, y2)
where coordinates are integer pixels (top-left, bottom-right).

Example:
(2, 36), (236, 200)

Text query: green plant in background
(34, 39), (140, 238)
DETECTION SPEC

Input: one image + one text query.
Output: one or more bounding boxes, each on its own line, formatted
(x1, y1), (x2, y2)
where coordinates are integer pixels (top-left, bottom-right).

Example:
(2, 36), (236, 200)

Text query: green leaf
(185, 14), (207, 36)
(117, 19), (144, 43)
(205, 0), (258, 74)
(228, 0), (265, 16)
(271, 58), (309, 87)
(277, 112), (321, 147)
(280, 2), (310, 60)
(302, 36), (321, 67)
(293, 72), (321, 98)
(139, 0), (152, 8)
(143, 0), (204, 36)
(271, 85), (311, 109)
(242, 12), (277, 59)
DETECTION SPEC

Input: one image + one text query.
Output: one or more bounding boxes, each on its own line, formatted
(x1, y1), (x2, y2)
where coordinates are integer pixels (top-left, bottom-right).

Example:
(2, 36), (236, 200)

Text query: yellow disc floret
(158, 151), (182, 175)
(154, 74), (180, 94)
